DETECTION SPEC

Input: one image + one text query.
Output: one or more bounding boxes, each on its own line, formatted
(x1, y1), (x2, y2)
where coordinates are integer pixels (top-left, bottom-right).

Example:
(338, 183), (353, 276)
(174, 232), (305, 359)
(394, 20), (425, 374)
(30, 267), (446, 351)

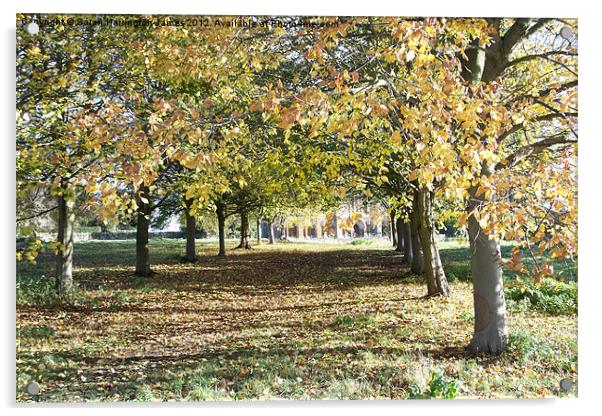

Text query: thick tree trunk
(184, 198), (196, 262)
(315, 219), (322, 239)
(55, 193), (75, 293)
(466, 168), (507, 354)
(461, 37), (507, 354)
(236, 211), (250, 249)
(395, 217), (404, 252)
(268, 220), (275, 244)
(402, 221), (413, 264)
(135, 185), (152, 276)
(410, 205), (424, 275)
(390, 211), (397, 247)
(416, 190), (449, 297)
(216, 201), (226, 256)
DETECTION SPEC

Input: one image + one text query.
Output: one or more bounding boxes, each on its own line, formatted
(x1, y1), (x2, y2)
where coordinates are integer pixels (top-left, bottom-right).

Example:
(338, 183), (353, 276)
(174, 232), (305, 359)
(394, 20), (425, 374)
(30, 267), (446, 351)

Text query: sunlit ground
(16, 239), (577, 401)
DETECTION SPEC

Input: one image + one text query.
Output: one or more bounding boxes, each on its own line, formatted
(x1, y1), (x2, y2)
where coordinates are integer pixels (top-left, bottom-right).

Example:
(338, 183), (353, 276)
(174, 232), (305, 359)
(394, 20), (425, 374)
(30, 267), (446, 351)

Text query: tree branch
(497, 111), (578, 144)
(17, 205), (58, 223)
(496, 133), (577, 170)
(506, 50), (577, 69)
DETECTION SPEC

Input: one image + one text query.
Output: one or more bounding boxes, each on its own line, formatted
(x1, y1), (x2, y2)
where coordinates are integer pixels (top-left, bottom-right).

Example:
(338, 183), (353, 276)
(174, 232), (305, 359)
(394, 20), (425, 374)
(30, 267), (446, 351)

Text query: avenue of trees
(16, 16), (577, 355)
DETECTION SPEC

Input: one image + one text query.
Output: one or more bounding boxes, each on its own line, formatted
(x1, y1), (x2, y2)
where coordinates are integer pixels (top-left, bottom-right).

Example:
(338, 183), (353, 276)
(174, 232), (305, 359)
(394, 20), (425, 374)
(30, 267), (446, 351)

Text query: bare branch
(506, 50), (577, 69)
(497, 111), (578, 144)
(496, 133), (577, 170)
(17, 205), (58, 223)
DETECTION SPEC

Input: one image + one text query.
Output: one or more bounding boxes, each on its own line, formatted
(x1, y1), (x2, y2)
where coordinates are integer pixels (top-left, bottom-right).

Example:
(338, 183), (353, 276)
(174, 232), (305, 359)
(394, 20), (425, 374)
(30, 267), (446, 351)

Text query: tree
(17, 14), (133, 292)
(254, 17), (576, 346)
(457, 18), (577, 353)
(16, 15), (577, 358)
(409, 200), (424, 275)
(254, 18), (451, 293)
(184, 198), (197, 262)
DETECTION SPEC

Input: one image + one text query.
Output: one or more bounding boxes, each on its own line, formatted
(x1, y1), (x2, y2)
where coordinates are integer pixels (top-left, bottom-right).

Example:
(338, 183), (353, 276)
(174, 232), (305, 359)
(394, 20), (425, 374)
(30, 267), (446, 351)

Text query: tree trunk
(268, 220), (275, 244)
(237, 211), (250, 249)
(416, 190), (449, 297)
(402, 221), (413, 264)
(216, 201), (226, 256)
(55, 193), (75, 293)
(461, 36), (507, 354)
(390, 210), (397, 247)
(184, 198), (196, 262)
(410, 205), (424, 275)
(395, 216), (404, 252)
(315, 219), (322, 239)
(466, 167), (507, 354)
(135, 185), (152, 276)
(256, 217), (261, 245)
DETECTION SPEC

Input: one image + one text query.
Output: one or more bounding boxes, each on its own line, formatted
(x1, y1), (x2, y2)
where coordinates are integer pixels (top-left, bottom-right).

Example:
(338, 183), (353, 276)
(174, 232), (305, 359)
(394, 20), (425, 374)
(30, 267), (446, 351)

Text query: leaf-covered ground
(16, 239), (577, 401)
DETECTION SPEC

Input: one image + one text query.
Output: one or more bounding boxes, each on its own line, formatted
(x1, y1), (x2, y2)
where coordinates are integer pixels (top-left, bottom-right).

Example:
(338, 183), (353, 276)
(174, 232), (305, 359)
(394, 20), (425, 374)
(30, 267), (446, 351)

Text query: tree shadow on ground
(19, 240), (569, 402)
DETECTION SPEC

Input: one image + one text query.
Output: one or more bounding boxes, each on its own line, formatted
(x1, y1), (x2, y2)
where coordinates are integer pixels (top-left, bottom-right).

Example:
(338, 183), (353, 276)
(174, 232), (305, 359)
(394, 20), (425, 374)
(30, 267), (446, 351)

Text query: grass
(436, 240), (577, 314)
(16, 238), (577, 401)
(505, 278), (577, 314)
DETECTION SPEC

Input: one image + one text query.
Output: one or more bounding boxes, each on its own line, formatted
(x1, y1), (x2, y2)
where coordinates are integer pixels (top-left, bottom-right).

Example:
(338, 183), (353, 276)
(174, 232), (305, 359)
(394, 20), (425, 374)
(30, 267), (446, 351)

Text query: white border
(3, 1), (599, 415)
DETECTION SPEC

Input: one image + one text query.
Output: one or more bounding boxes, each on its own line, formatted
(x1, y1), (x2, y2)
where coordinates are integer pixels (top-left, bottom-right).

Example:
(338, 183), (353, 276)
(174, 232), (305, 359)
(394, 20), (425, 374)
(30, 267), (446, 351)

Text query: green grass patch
(445, 262), (472, 283)
(348, 239), (374, 246)
(506, 278), (577, 315)
(333, 314), (377, 329)
(409, 369), (461, 399)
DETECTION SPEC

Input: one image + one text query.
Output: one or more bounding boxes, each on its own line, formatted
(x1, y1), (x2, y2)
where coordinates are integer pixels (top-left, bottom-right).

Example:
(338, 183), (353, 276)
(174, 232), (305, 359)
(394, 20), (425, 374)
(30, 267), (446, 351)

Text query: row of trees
(17, 15), (577, 354)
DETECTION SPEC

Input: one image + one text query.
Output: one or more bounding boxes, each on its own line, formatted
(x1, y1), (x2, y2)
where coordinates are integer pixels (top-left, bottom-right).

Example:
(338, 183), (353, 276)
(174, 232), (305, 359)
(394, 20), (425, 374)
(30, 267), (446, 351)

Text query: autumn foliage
(16, 14), (577, 398)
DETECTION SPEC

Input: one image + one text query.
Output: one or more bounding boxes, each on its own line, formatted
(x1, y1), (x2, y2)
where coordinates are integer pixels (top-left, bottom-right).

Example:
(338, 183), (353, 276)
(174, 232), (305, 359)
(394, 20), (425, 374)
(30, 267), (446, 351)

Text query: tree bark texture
(135, 185), (152, 276)
(416, 190), (449, 297)
(409, 202), (425, 275)
(184, 198), (196, 262)
(55, 193), (75, 293)
(216, 201), (226, 256)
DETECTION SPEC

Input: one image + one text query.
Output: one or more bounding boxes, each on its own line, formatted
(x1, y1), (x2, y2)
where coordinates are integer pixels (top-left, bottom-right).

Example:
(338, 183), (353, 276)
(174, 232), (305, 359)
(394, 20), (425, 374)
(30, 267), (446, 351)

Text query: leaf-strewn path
(17, 240), (577, 401)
